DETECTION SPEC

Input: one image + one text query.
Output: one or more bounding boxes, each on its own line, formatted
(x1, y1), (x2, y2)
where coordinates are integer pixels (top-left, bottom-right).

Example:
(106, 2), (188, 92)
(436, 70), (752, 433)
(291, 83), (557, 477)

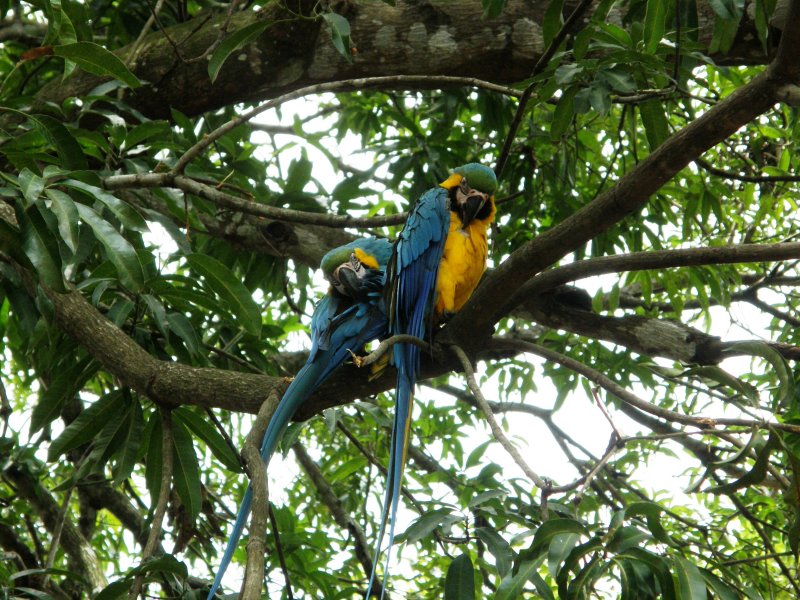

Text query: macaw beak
(334, 264), (361, 298)
(459, 193), (488, 228)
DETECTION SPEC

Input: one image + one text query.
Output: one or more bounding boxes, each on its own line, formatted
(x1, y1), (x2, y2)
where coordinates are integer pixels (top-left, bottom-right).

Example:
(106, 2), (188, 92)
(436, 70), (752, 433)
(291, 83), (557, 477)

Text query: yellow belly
(435, 212), (490, 316)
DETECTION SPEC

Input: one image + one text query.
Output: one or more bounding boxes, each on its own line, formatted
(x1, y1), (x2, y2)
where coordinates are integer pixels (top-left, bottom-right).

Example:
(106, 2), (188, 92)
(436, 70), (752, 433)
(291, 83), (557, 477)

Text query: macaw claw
(347, 348), (365, 368)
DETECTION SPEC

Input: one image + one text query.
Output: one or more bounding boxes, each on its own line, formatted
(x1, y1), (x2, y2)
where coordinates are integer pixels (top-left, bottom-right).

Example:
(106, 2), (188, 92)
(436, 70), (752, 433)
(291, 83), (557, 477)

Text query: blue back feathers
(207, 237), (391, 600)
(368, 187), (451, 598)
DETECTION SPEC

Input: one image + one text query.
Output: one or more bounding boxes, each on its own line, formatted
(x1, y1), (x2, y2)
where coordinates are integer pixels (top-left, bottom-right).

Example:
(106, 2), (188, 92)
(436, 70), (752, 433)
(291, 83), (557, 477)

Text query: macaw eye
(349, 253), (363, 271)
(459, 177), (470, 194)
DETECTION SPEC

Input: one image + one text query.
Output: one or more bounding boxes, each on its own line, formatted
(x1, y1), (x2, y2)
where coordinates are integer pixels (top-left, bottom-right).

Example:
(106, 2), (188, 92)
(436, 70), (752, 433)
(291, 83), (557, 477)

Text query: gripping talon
(348, 348), (365, 368)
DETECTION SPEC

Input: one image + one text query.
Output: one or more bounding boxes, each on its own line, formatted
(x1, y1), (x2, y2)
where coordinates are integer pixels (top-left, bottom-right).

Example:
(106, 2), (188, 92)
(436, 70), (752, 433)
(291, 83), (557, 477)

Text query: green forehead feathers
(320, 245), (352, 276)
(453, 163), (497, 194)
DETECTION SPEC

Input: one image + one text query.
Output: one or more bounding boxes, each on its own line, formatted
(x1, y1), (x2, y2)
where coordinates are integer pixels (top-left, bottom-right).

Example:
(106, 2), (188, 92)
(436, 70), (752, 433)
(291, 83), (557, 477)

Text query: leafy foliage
(0, 0), (799, 599)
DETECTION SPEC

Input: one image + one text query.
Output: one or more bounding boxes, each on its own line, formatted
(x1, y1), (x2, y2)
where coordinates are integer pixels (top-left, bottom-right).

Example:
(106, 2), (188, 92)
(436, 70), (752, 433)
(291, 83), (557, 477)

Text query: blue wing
(207, 244), (390, 599)
(368, 187), (450, 597)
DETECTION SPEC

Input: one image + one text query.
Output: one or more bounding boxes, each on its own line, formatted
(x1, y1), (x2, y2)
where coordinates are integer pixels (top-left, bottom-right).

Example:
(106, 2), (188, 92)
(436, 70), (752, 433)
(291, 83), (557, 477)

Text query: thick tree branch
(448, 69), (783, 343)
(35, 1), (775, 120)
(514, 243), (800, 300)
(241, 391), (281, 600)
(120, 189), (353, 270)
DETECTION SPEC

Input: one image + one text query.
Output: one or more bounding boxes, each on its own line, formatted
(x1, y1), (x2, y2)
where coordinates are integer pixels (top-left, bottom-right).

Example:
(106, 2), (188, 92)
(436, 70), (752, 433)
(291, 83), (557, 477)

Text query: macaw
(207, 237), (392, 600)
(367, 163), (497, 597)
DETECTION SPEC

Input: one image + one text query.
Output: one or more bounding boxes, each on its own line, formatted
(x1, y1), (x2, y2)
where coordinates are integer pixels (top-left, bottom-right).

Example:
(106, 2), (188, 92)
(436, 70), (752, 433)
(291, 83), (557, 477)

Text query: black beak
(459, 194), (487, 228)
(335, 264), (362, 298)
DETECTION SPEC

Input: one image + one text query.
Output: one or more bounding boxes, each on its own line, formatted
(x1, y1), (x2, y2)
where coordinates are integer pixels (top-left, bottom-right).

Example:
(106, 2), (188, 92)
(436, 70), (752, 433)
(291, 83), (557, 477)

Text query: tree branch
(513, 242), (800, 300)
(450, 344), (547, 488)
(448, 70), (782, 343)
(293, 442), (376, 587)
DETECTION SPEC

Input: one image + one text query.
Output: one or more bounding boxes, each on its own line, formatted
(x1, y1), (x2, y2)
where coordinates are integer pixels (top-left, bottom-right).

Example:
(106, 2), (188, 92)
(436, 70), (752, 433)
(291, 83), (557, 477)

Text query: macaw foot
(439, 309), (457, 324)
(282, 376), (294, 384)
(347, 348), (365, 368)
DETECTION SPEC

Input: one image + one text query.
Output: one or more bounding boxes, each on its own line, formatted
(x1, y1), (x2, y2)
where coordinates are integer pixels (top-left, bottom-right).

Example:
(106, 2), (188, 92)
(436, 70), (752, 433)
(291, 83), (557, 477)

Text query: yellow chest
(435, 212), (491, 315)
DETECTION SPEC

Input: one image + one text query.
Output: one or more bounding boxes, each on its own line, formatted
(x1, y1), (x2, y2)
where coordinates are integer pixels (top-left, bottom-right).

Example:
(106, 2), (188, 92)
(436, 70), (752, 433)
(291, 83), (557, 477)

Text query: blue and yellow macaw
(207, 237), (392, 600)
(367, 163), (497, 597)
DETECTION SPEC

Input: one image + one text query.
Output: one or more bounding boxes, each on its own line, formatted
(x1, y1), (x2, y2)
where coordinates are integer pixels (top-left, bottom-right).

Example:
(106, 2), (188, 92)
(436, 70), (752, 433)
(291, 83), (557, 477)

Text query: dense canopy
(1, 0), (800, 598)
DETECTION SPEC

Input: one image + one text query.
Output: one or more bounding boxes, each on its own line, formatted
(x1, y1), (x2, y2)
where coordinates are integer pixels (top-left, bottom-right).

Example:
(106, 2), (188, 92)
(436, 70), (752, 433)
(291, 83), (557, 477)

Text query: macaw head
(439, 162), (497, 228)
(320, 238), (392, 300)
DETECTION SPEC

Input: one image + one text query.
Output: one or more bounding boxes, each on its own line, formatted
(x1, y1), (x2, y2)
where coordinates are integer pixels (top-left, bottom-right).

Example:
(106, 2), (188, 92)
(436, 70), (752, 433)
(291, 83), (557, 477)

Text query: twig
(42, 486), (74, 588)
(494, 0), (595, 177)
(172, 75), (522, 175)
(695, 157), (800, 183)
(450, 344), (546, 489)
(103, 172), (409, 228)
(204, 407), (247, 472)
(185, 0), (244, 63)
(352, 334), (429, 367)
(511, 242), (800, 303)
(491, 337), (800, 435)
(590, 387), (622, 440)
(129, 0), (168, 66)
(128, 408), (174, 600)
(293, 442), (377, 590)
(283, 277), (308, 318)
(0, 377), (10, 438)
(267, 504), (294, 600)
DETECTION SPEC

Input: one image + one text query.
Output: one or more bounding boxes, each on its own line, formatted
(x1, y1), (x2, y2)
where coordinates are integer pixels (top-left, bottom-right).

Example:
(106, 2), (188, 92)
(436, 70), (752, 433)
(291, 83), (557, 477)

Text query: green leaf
(124, 121), (171, 149)
(476, 527), (512, 577)
(30, 356), (97, 434)
(94, 580), (132, 600)
(128, 554), (188, 579)
(481, 0), (506, 18)
(174, 407), (242, 473)
(284, 153), (313, 194)
(48, 391), (125, 459)
(547, 533), (581, 578)
(166, 312), (201, 356)
(171, 416), (202, 523)
(19, 168), (45, 205)
(53, 42), (141, 88)
(496, 558), (550, 600)
(145, 412), (164, 504)
(527, 518), (588, 560)
(444, 553), (475, 600)
(543, 0), (565, 47)
(699, 568), (740, 600)
(399, 508), (460, 544)
(710, 432), (778, 493)
(674, 556), (707, 599)
(643, 0), (667, 53)
(639, 99), (670, 151)
(75, 203), (145, 291)
(112, 399), (144, 484)
(186, 254), (261, 335)
(726, 341), (794, 409)
(625, 502), (672, 545)
(322, 13), (352, 61)
(18, 203), (65, 291)
(62, 179), (148, 232)
(208, 20), (273, 83)
(551, 87), (577, 140)
(30, 114), (88, 171)
(45, 189), (80, 253)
